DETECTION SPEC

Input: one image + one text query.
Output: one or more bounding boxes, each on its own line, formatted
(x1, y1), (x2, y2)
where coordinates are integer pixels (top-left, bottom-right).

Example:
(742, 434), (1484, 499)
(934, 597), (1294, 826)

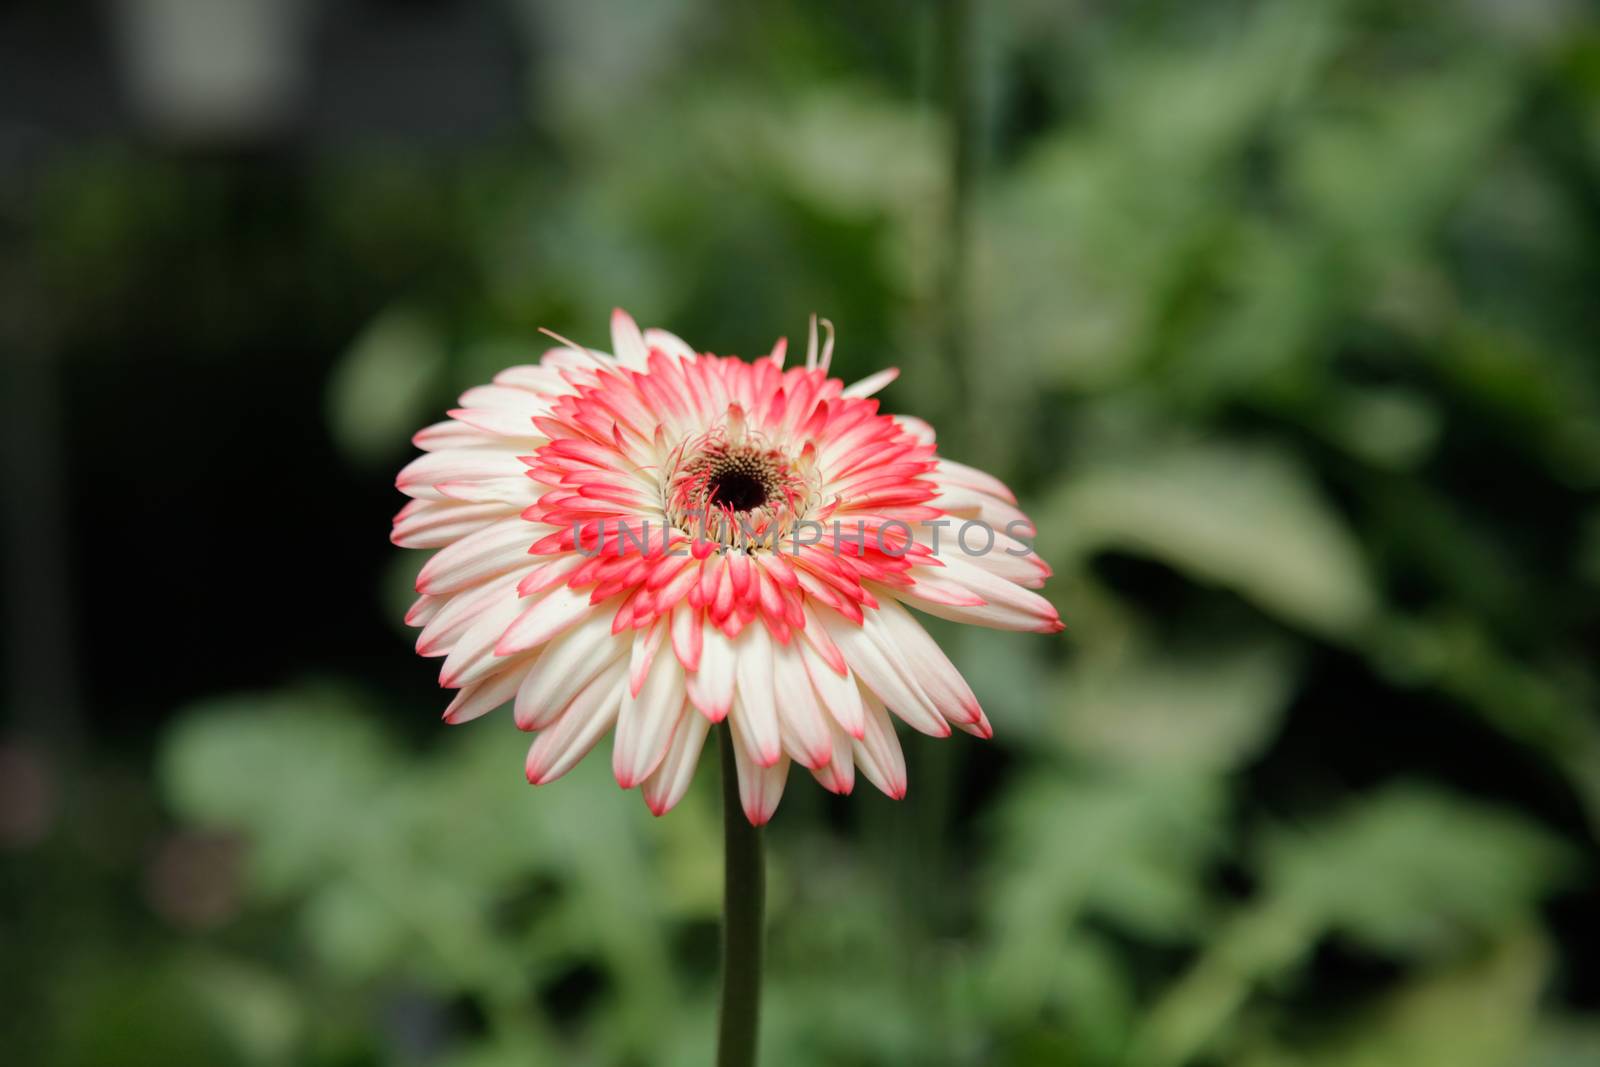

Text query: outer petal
(393, 500), (514, 549)
(641, 703), (710, 815)
(809, 720), (857, 796)
(932, 457), (1017, 504)
(405, 594), (443, 627)
(610, 308), (650, 370)
(612, 637), (688, 788)
(688, 624), (737, 722)
(497, 585), (601, 656)
(727, 719), (790, 826)
(439, 595), (529, 688)
(851, 689), (907, 799)
(864, 597), (983, 728)
(441, 667), (523, 724)
(417, 569), (525, 657)
(525, 661), (628, 785)
(643, 327), (696, 360)
(628, 619), (667, 696)
(895, 555), (1062, 633)
(800, 638), (865, 739)
(514, 610), (627, 730)
(815, 608), (950, 737)
(397, 450), (527, 499)
(671, 604), (703, 671)
(415, 518), (536, 595)
(841, 367), (898, 399)
(772, 639), (833, 768)
(732, 624), (783, 765)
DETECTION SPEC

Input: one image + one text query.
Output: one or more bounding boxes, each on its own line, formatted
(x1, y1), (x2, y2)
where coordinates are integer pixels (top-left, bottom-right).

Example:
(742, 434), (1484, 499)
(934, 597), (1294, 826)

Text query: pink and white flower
(393, 311), (1060, 823)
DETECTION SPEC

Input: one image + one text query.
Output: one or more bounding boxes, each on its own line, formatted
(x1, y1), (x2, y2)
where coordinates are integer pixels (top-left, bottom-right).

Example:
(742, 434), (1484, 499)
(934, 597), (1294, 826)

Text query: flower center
(665, 435), (815, 550)
(706, 459), (773, 513)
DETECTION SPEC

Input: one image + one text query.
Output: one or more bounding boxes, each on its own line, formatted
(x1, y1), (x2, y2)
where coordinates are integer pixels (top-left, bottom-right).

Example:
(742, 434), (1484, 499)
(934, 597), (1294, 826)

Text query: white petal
(841, 367), (899, 399)
(610, 308), (649, 370)
(415, 518), (535, 595)
(728, 718), (790, 826)
(916, 524), (1045, 587)
(405, 594), (443, 627)
(438, 594), (529, 688)
(416, 571), (522, 657)
(929, 486), (1035, 537)
(643, 327), (696, 361)
(628, 618), (667, 696)
(641, 703), (709, 815)
(809, 719), (856, 796)
(800, 638), (864, 739)
(515, 553), (585, 599)
(949, 558), (1044, 596)
(412, 420), (498, 452)
(851, 689), (907, 799)
(894, 415), (935, 445)
(392, 500), (515, 549)
(494, 363), (572, 393)
(541, 342), (612, 371)
(671, 604), (702, 671)
(732, 624), (782, 765)
(815, 609), (949, 737)
(933, 458), (1017, 504)
(514, 610), (628, 730)
(442, 667), (523, 724)
(433, 477), (543, 508)
(773, 639), (832, 768)
(397, 449), (528, 500)
(612, 640), (688, 788)
(447, 404), (550, 438)
(891, 569), (990, 607)
(524, 661), (627, 784)
(687, 624), (736, 721)
(496, 584), (599, 655)
(898, 555), (1060, 633)
(863, 597), (983, 728)
(456, 383), (552, 413)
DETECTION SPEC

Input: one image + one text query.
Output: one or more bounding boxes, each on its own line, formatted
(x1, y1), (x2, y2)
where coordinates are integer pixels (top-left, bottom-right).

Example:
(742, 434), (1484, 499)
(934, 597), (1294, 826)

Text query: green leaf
(983, 769), (1226, 1021)
(326, 307), (445, 468)
(159, 684), (399, 896)
(1049, 441), (1378, 638)
(1262, 786), (1574, 958)
(1057, 638), (1298, 773)
(1239, 929), (1550, 1067)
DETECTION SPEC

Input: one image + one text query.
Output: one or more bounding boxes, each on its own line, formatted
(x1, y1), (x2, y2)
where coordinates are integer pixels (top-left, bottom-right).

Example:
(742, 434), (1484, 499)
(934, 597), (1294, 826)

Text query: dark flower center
(665, 435), (815, 551)
(706, 464), (770, 512)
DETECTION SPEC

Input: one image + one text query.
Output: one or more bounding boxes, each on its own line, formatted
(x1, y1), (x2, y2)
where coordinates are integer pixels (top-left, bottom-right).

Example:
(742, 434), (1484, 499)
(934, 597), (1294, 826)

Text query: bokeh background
(5, 1), (1600, 1065)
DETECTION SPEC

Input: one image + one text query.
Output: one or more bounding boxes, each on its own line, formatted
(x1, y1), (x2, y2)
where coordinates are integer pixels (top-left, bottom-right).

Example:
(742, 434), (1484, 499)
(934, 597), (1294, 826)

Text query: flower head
(393, 311), (1060, 823)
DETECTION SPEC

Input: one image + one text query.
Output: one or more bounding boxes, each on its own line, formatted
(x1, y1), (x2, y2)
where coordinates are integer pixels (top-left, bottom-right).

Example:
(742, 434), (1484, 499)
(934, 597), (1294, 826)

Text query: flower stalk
(716, 725), (764, 1067)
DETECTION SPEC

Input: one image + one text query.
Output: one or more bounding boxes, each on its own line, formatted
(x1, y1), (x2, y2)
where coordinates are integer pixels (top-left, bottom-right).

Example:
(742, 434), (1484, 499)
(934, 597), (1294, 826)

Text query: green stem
(716, 726), (764, 1067)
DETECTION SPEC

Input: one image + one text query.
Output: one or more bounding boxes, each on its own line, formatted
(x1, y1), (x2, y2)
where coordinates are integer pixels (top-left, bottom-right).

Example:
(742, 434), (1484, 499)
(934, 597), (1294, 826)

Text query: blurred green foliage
(6, 0), (1600, 1065)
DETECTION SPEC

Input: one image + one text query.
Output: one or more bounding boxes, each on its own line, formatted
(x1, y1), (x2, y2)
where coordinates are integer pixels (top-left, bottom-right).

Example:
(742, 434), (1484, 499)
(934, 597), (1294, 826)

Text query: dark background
(4, 2), (1600, 1065)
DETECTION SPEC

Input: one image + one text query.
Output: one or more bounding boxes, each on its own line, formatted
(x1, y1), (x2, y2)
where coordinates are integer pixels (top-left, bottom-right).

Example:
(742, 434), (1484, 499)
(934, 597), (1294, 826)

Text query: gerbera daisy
(393, 311), (1059, 824)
